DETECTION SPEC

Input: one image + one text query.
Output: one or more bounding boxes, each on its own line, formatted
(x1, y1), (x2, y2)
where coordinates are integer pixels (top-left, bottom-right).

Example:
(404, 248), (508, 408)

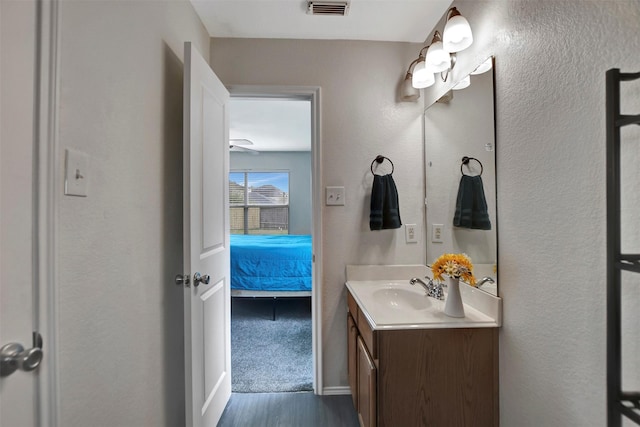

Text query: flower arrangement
(431, 253), (476, 286)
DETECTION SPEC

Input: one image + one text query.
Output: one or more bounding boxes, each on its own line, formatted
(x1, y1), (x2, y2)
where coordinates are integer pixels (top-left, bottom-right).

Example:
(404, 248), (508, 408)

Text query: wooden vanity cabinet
(347, 293), (378, 427)
(347, 290), (499, 427)
(357, 336), (377, 427)
(347, 313), (358, 408)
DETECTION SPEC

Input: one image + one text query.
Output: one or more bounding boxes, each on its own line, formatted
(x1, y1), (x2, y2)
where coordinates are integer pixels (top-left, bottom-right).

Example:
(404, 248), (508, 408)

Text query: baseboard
(322, 386), (352, 395)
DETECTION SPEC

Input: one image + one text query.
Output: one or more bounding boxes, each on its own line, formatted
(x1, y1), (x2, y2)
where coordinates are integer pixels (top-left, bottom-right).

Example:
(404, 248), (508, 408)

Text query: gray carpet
(231, 297), (313, 393)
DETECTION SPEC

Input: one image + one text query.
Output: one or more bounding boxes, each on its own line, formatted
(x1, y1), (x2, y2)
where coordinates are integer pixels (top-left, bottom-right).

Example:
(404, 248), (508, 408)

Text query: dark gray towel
(453, 175), (491, 230)
(370, 174), (402, 230)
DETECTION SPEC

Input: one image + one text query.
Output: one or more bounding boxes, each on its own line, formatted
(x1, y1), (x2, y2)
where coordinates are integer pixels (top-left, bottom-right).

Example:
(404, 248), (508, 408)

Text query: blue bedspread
(230, 235), (312, 292)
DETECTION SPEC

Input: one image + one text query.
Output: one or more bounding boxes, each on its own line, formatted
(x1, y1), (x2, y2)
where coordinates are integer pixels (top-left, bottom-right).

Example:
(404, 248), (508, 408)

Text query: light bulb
(412, 65), (435, 89)
(443, 9), (473, 53)
(425, 41), (451, 73)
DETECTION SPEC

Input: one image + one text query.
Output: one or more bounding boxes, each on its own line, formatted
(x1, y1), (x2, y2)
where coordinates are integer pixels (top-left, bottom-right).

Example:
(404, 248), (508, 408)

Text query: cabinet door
(347, 313), (358, 409)
(357, 337), (377, 427)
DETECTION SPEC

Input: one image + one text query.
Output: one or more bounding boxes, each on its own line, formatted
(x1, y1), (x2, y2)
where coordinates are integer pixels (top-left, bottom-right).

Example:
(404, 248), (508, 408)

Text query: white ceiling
(229, 98), (311, 152)
(191, 0), (452, 43)
(200, 0), (453, 152)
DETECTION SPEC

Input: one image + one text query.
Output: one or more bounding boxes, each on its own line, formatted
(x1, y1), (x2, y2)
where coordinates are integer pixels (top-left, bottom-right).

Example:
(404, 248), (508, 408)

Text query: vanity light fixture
(412, 60), (436, 89)
(399, 7), (473, 101)
(401, 48), (434, 101)
(442, 7), (473, 53)
(425, 31), (451, 73)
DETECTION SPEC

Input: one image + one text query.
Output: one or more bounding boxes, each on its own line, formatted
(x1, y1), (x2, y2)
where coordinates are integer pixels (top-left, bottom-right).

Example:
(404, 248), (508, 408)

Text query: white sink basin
(371, 284), (432, 312)
(346, 279), (500, 330)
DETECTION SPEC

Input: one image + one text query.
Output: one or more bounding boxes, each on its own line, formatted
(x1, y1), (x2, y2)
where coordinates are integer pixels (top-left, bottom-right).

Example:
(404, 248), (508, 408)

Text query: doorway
(226, 89), (322, 394)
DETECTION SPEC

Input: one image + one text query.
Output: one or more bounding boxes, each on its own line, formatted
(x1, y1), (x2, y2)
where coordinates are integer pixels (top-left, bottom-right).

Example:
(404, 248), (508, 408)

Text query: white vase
(444, 276), (465, 318)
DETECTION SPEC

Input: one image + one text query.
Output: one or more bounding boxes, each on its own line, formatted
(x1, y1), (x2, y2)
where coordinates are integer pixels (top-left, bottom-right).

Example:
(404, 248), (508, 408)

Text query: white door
(0, 1), (41, 425)
(182, 42), (231, 427)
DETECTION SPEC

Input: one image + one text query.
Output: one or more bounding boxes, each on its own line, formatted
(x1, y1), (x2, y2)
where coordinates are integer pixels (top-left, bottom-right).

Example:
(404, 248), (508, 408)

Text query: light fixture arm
(404, 57), (421, 77)
(447, 7), (462, 20)
(404, 45), (429, 77)
(441, 52), (457, 82)
(430, 30), (442, 45)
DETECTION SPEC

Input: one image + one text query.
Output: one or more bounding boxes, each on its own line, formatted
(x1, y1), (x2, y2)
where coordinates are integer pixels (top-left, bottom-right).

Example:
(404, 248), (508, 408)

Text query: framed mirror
(424, 57), (498, 295)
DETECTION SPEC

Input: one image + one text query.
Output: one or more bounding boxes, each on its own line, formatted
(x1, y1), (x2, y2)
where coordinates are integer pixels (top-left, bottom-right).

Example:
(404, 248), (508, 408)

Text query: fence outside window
(229, 172), (289, 235)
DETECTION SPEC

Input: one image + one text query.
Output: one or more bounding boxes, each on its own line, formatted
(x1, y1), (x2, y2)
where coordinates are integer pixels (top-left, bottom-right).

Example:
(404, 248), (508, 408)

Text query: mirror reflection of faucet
(476, 276), (495, 288)
(409, 276), (444, 300)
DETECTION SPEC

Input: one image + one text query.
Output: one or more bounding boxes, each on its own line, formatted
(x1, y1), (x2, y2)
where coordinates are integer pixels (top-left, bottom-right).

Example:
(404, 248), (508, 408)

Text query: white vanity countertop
(345, 265), (502, 331)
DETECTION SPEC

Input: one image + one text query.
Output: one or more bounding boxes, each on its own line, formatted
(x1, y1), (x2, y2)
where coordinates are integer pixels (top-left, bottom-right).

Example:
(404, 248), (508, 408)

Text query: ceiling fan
(229, 138), (259, 155)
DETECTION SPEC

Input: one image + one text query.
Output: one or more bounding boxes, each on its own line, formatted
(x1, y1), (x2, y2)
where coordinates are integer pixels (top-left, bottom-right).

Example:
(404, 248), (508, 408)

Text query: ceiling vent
(307, 1), (350, 16)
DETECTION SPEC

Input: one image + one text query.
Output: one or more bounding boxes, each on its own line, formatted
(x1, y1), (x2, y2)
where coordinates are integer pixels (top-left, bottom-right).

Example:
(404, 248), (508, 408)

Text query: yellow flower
(431, 253), (476, 286)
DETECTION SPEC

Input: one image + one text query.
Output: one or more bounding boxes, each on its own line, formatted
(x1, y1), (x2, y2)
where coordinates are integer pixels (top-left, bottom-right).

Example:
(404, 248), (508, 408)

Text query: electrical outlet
(432, 224), (443, 243)
(405, 224), (418, 243)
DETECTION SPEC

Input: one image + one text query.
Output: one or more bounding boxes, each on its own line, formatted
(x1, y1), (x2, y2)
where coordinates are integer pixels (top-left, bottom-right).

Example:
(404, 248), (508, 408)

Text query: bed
(230, 234), (312, 297)
(230, 234), (312, 320)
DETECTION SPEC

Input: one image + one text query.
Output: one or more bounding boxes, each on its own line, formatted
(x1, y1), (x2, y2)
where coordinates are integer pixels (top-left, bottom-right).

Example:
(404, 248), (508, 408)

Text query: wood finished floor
(218, 392), (359, 427)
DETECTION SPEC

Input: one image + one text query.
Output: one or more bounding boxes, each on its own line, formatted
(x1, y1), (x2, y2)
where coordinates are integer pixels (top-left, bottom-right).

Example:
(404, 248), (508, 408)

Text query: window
(229, 172), (289, 235)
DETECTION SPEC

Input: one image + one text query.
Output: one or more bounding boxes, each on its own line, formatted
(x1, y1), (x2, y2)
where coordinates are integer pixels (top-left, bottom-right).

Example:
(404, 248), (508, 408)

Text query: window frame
(229, 170), (290, 235)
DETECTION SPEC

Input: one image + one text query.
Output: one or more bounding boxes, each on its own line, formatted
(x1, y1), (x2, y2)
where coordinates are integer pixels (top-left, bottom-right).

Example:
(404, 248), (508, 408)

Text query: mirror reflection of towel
(453, 175), (491, 230)
(370, 174), (402, 230)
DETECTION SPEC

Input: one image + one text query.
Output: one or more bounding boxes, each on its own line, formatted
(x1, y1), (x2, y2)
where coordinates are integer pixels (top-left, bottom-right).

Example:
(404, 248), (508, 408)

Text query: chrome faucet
(476, 276), (495, 288)
(409, 276), (444, 300)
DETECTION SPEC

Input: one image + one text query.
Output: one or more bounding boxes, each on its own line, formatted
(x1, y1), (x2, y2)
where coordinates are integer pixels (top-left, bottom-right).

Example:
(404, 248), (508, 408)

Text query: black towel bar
(461, 156), (483, 176)
(371, 155), (394, 175)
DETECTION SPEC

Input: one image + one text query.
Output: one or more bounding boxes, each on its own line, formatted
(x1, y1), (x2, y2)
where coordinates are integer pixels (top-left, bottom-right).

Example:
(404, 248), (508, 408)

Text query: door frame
(34, 0), (61, 425)
(227, 85), (323, 393)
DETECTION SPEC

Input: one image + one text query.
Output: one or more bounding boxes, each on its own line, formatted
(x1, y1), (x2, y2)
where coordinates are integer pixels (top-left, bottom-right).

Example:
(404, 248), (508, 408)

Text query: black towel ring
(370, 155), (394, 175)
(461, 156), (483, 176)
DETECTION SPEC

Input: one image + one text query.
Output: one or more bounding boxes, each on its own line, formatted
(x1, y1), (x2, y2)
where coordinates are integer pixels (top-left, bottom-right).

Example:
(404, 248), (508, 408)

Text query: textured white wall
(230, 151), (312, 235)
(422, 1), (640, 425)
(55, 1), (209, 425)
(210, 38), (427, 389)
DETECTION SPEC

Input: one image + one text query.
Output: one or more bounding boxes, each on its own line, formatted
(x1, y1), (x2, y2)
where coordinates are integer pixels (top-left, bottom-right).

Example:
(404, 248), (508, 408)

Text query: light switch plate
(326, 186), (345, 206)
(64, 148), (89, 197)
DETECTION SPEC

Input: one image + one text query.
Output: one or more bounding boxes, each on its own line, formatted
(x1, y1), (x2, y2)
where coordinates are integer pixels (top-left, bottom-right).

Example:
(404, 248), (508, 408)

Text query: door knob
(0, 342), (43, 377)
(193, 272), (210, 287)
